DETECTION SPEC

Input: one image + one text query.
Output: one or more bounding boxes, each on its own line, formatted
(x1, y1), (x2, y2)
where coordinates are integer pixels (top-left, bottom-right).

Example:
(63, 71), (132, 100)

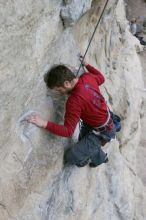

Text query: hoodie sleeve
(85, 64), (105, 85)
(45, 96), (81, 137)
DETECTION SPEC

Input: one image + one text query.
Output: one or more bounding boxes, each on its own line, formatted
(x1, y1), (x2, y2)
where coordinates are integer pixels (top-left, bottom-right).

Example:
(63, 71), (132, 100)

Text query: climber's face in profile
(54, 81), (73, 94)
(54, 86), (68, 94)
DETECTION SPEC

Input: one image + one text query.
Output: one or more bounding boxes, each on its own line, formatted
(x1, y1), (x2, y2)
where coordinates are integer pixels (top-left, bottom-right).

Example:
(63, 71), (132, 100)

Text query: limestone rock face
(0, 0), (146, 219)
(61, 0), (92, 27)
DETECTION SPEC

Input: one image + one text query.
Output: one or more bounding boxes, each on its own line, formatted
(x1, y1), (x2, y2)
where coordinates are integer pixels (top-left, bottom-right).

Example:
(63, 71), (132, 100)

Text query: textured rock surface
(61, 0), (92, 27)
(0, 0), (146, 219)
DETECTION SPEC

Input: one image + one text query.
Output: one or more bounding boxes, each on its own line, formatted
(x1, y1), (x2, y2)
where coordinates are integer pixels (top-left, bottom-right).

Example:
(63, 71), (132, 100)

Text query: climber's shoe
(104, 157), (109, 163)
(89, 154), (109, 168)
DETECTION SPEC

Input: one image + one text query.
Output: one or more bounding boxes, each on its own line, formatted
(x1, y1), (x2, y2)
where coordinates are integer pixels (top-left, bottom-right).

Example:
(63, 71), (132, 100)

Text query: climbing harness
(93, 108), (111, 132)
(76, 0), (109, 76)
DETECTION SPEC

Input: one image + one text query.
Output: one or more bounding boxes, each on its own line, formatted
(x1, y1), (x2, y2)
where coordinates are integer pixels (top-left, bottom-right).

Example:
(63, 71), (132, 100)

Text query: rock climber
(130, 18), (146, 45)
(27, 56), (120, 168)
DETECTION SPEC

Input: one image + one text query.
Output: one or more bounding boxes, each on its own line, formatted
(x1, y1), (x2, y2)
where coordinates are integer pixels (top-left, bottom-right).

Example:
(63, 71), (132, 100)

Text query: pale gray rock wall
(61, 0), (93, 27)
(0, 0), (146, 219)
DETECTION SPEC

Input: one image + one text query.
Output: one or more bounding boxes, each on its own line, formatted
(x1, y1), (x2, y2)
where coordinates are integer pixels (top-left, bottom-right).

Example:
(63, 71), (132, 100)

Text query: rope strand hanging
(76, 0), (109, 76)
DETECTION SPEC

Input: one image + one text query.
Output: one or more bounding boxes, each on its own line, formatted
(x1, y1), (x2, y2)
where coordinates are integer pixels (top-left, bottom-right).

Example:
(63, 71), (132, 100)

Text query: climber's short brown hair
(44, 65), (75, 89)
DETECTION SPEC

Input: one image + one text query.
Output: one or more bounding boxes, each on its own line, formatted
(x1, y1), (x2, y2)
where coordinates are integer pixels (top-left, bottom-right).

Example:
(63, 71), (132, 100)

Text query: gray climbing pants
(64, 122), (116, 167)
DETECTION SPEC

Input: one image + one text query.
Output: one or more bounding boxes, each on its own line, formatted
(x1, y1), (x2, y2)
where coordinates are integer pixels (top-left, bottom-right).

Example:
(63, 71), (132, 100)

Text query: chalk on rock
(17, 111), (39, 142)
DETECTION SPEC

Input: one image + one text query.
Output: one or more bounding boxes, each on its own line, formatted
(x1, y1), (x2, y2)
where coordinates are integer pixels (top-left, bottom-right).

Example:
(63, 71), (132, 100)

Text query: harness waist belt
(93, 109), (111, 131)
